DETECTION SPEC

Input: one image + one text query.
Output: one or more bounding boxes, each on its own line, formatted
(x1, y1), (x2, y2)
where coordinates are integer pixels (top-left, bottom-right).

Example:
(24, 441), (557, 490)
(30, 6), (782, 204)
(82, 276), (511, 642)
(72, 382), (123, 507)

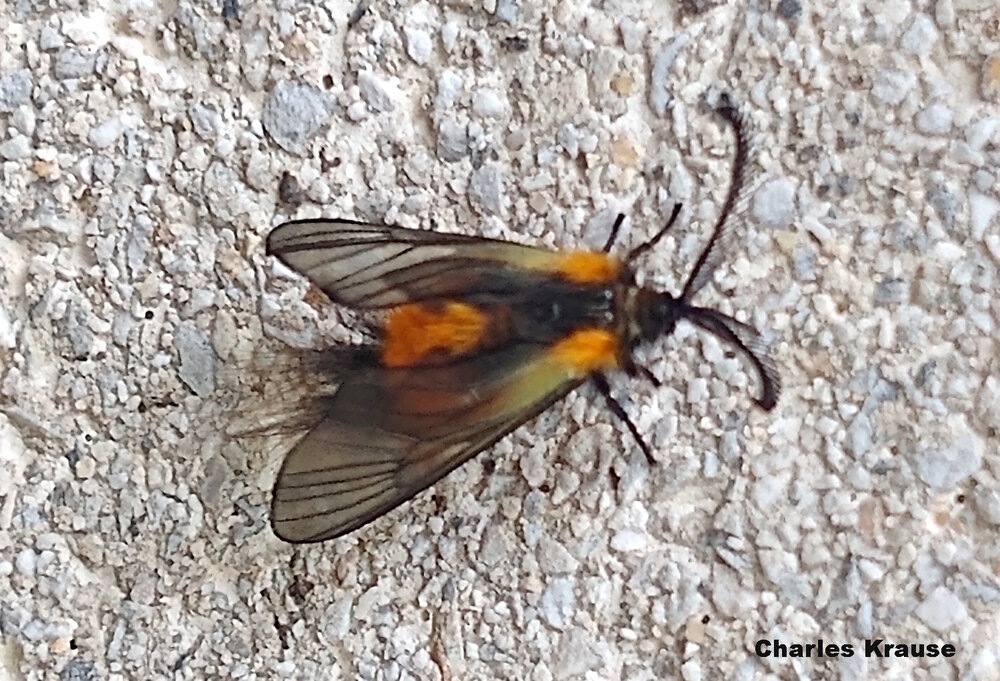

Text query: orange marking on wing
(552, 251), (620, 284)
(549, 328), (620, 373)
(382, 302), (488, 367)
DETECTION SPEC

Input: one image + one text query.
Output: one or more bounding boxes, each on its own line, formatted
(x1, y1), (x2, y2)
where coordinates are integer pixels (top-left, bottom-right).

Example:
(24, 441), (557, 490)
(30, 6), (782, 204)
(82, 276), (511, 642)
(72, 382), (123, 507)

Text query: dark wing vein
(270, 345), (586, 542)
(267, 219), (557, 309)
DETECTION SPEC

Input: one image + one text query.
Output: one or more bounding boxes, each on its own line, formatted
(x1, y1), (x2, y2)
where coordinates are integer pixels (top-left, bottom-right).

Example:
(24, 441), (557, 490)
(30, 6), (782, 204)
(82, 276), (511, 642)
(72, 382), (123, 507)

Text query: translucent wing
(266, 219), (594, 309)
(270, 344), (585, 542)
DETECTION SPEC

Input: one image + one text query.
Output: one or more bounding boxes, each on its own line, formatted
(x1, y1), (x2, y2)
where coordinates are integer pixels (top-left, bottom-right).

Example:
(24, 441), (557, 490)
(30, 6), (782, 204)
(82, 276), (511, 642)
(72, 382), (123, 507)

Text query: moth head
(635, 289), (686, 342)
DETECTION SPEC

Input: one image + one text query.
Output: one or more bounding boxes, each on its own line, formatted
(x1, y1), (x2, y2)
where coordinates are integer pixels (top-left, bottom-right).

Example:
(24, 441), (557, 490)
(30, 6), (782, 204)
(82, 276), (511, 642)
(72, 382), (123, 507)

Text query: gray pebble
(914, 435), (981, 489)
(202, 160), (251, 222)
(650, 36), (688, 115)
(777, 0), (801, 20)
(358, 71), (397, 113)
(126, 214), (152, 277)
(175, 323), (217, 397)
(91, 156), (115, 184)
(61, 305), (94, 359)
(58, 659), (96, 681)
(436, 118), (468, 162)
(889, 218), (930, 252)
(261, 80), (331, 154)
(0, 69), (32, 112)
(847, 412), (873, 456)
(112, 310), (134, 347)
(12, 105), (36, 136)
(54, 48), (97, 79)
(873, 277), (906, 305)
(973, 488), (1000, 526)
(537, 536), (579, 574)
(493, 0), (519, 24)
(478, 523), (511, 567)
(199, 456), (228, 506)
(189, 102), (222, 140)
(469, 163), (505, 214)
(39, 25), (63, 51)
(792, 245), (816, 281)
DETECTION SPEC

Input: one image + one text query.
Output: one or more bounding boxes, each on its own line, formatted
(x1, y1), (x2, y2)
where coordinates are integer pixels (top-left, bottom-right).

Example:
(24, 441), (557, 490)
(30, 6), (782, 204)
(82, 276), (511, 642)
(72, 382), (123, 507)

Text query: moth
(264, 98), (779, 542)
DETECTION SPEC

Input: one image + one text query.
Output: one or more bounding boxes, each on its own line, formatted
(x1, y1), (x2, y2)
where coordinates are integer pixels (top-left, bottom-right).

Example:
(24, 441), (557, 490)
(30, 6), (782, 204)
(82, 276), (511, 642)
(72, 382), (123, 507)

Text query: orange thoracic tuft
(551, 251), (620, 284)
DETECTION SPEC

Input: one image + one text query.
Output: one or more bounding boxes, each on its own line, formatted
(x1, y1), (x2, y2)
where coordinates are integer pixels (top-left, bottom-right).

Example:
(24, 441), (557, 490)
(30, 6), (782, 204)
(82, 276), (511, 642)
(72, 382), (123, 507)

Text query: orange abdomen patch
(382, 302), (489, 367)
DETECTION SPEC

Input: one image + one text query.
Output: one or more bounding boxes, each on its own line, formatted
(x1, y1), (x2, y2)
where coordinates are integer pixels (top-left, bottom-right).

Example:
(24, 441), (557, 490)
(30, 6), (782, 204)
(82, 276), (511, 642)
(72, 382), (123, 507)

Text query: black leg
(602, 213), (628, 253)
(636, 364), (661, 388)
(620, 356), (661, 388)
(591, 373), (656, 466)
(625, 202), (683, 263)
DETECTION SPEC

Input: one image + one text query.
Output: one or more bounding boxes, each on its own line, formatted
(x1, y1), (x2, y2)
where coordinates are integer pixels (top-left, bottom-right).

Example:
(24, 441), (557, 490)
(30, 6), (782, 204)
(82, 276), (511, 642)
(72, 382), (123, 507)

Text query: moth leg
(602, 213), (628, 253)
(620, 356), (662, 388)
(591, 373), (656, 466)
(625, 202), (683, 263)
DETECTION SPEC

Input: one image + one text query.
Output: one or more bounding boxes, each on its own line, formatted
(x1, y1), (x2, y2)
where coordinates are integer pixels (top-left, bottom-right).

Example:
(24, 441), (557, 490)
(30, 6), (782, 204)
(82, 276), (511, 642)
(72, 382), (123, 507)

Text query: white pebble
(966, 117), (997, 151)
(872, 69), (915, 105)
(970, 190), (999, 240)
(915, 103), (952, 135)
(472, 89), (504, 118)
(619, 17), (645, 53)
(649, 36), (688, 115)
(914, 432), (982, 489)
(752, 177), (797, 228)
(610, 529), (647, 553)
(89, 115), (124, 148)
(0, 135), (30, 160)
(540, 576), (575, 628)
(900, 13), (937, 55)
(346, 100), (368, 122)
(441, 21), (459, 52)
(686, 377), (708, 403)
(915, 586), (968, 632)
(16, 548), (37, 577)
(403, 26), (432, 65)
(435, 69), (463, 110)
(681, 660), (702, 681)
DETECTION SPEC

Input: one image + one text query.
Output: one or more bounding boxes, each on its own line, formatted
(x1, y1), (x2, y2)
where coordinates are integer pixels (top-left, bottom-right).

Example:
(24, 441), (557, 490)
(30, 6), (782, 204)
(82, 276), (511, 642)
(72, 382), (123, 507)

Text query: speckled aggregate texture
(1, 0), (998, 679)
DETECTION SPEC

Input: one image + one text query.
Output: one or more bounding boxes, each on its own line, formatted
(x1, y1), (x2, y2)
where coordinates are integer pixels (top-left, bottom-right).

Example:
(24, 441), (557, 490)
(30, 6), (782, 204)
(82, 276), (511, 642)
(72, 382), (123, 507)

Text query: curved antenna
(680, 94), (757, 302)
(682, 305), (780, 410)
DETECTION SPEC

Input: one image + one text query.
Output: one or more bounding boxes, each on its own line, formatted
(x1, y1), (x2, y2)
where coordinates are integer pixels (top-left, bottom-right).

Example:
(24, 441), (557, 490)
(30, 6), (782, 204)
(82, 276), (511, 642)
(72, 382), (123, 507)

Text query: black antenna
(675, 93), (780, 409)
(680, 94), (755, 302)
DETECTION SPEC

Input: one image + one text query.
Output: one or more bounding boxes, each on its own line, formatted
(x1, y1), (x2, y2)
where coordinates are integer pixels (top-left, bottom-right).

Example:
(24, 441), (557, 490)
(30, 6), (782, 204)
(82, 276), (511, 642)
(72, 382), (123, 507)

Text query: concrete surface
(1, 0), (998, 679)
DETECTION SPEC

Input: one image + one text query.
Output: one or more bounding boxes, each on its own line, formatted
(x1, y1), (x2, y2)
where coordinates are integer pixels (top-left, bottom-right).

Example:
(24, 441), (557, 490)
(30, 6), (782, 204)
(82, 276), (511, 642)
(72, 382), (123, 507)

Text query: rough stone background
(2, 0), (999, 679)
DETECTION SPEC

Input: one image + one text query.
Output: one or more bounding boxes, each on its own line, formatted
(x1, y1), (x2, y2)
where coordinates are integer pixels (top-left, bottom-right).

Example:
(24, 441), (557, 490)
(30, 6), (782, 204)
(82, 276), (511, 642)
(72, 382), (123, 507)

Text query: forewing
(270, 344), (584, 542)
(267, 219), (571, 309)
